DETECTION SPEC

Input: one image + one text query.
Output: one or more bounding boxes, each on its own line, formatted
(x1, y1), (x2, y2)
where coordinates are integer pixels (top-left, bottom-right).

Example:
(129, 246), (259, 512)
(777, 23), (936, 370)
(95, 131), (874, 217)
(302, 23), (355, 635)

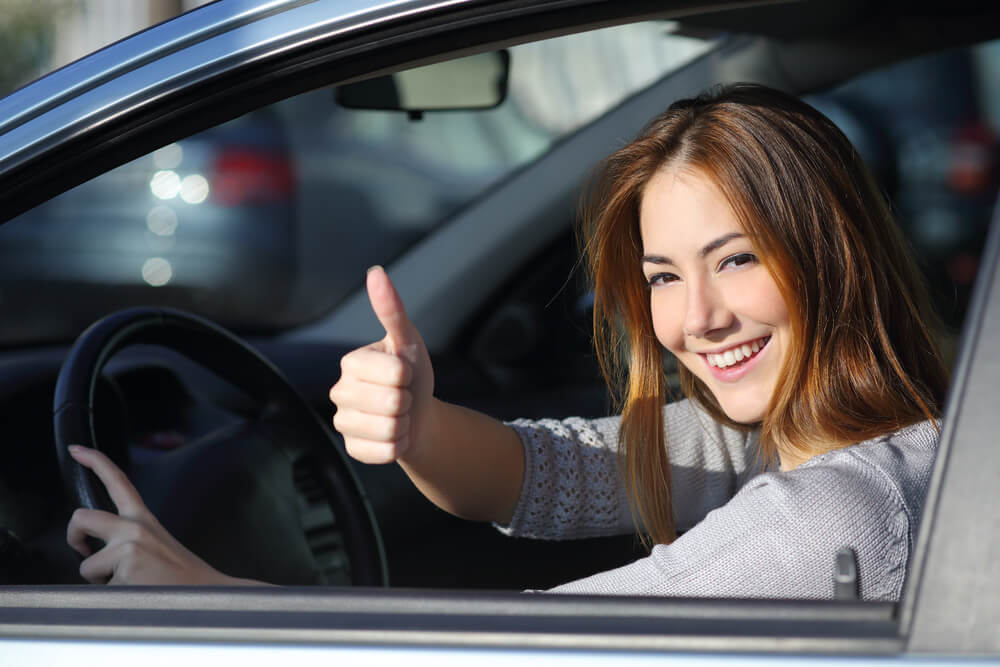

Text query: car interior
(0, 0), (998, 612)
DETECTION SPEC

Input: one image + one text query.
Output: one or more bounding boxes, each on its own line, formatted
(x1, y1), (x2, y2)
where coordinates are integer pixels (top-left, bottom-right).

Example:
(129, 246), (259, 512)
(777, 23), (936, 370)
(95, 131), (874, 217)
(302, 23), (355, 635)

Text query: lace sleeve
(497, 400), (759, 540)
(497, 415), (629, 539)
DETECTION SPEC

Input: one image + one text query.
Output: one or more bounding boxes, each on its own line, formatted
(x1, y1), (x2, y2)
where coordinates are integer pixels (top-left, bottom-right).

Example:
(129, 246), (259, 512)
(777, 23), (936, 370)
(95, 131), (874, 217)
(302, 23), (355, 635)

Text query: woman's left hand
(65, 445), (244, 586)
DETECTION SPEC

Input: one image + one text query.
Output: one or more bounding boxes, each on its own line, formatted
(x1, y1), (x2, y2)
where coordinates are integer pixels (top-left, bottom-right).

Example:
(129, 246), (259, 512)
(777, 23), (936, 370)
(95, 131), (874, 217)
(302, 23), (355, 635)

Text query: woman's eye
(646, 272), (679, 287)
(719, 253), (757, 271)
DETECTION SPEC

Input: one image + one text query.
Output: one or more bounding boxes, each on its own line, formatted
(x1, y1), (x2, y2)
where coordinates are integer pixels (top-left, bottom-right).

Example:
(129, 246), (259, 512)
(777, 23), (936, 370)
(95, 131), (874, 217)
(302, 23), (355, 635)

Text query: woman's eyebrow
(641, 232), (746, 266)
(699, 232), (745, 257)
(641, 253), (673, 266)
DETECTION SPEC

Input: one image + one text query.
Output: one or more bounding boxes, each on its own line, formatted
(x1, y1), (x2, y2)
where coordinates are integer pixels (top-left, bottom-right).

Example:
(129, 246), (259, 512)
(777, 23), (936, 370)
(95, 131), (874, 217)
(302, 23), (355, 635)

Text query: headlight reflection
(141, 257), (173, 286)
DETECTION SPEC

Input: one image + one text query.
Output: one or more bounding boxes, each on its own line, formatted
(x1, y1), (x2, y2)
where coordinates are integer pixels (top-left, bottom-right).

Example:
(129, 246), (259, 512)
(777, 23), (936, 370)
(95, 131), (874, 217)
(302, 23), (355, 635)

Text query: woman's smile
(700, 335), (771, 380)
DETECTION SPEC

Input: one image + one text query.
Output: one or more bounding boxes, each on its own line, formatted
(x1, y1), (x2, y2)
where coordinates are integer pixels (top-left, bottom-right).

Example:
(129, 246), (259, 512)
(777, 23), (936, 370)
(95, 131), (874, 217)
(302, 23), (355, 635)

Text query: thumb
(366, 266), (419, 358)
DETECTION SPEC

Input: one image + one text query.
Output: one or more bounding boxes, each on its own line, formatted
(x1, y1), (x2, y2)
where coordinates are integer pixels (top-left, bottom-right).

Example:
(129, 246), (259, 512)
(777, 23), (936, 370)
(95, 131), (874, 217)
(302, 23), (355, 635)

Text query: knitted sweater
(499, 400), (938, 600)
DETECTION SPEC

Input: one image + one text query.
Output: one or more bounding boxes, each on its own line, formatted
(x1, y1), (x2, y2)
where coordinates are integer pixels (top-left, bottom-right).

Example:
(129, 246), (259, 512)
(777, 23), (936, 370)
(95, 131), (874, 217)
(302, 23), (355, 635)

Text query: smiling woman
(331, 83), (949, 599)
(67, 83), (950, 599)
(582, 83), (948, 551)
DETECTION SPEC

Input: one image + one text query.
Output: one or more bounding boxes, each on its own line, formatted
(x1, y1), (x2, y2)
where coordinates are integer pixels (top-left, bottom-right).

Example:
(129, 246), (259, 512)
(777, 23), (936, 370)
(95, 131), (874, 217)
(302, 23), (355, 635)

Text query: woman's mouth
(703, 336), (770, 371)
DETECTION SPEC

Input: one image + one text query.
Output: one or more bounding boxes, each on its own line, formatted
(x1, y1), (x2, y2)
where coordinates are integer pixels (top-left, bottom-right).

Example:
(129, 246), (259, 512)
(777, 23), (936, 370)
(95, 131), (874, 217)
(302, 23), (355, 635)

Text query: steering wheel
(52, 306), (387, 586)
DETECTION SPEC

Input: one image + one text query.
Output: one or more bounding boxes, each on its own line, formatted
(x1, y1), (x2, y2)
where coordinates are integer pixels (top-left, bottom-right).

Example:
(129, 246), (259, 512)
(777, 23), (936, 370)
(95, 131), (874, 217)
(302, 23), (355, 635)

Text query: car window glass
(0, 21), (714, 345)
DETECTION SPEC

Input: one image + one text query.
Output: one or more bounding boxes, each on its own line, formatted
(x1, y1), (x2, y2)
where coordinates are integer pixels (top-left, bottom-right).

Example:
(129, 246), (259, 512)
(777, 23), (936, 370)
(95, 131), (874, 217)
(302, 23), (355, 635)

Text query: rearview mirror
(336, 51), (509, 113)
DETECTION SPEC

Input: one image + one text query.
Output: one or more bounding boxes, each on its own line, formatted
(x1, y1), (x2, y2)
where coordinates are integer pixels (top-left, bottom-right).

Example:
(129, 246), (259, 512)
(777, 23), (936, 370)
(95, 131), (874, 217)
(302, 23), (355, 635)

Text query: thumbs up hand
(330, 266), (435, 464)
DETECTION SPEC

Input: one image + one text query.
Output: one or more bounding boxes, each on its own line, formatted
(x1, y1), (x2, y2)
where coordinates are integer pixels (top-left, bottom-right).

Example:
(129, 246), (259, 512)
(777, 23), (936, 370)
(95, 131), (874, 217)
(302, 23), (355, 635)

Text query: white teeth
(706, 337), (767, 369)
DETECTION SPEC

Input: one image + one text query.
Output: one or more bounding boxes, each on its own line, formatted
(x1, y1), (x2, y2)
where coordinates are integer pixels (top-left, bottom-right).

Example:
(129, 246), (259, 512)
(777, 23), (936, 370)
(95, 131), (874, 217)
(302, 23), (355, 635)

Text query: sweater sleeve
(497, 399), (758, 540)
(545, 442), (916, 600)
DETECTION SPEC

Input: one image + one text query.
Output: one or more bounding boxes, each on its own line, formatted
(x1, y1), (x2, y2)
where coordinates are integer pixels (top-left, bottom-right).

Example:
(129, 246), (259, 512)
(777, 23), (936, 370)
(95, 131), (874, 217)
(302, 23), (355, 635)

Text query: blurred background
(0, 0), (212, 96)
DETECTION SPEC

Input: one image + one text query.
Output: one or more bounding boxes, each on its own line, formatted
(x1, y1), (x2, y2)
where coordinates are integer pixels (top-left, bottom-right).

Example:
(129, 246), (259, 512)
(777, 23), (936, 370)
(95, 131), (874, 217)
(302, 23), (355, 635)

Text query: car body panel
(901, 204), (1000, 654)
(0, 642), (970, 667)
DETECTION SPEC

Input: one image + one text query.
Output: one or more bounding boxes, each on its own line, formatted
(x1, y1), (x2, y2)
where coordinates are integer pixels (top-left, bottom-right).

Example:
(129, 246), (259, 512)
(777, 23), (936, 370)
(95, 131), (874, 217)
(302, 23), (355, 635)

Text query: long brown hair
(581, 83), (948, 545)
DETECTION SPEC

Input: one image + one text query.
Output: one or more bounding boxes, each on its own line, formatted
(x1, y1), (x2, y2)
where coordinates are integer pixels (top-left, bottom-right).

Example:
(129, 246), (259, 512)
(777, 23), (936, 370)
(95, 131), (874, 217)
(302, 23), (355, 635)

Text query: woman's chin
(716, 399), (766, 425)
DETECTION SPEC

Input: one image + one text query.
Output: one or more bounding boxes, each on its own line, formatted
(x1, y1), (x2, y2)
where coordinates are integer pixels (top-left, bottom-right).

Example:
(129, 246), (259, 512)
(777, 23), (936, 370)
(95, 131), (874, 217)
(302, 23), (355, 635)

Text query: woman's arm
(500, 402), (755, 541)
(330, 267), (525, 525)
(400, 399), (525, 524)
(332, 269), (758, 534)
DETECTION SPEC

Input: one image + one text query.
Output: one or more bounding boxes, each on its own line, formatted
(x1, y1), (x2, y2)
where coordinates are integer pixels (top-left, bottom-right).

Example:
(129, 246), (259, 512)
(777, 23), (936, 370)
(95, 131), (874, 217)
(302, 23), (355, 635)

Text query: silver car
(0, 0), (996, 662)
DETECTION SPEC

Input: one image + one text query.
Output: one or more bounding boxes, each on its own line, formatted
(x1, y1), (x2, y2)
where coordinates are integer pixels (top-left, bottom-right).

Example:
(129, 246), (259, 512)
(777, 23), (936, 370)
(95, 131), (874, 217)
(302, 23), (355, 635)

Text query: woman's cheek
(734, 270), (790, 325)
(650, 293), (684, 354)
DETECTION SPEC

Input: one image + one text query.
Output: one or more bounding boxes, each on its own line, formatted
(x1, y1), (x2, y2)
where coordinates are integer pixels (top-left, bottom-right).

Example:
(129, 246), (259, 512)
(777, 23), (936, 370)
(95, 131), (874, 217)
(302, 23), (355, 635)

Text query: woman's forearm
(399, 398), (525, 525)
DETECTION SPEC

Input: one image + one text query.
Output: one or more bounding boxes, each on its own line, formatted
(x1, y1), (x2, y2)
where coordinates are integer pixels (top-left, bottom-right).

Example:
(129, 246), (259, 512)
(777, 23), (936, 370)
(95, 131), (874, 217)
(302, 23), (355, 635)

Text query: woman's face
(639, 168), (791, 424)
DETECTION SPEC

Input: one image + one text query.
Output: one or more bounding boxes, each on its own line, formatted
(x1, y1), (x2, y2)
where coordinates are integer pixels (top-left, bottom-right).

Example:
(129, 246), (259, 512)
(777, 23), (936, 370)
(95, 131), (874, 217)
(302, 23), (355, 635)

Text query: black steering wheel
(52, 306), (387, 586)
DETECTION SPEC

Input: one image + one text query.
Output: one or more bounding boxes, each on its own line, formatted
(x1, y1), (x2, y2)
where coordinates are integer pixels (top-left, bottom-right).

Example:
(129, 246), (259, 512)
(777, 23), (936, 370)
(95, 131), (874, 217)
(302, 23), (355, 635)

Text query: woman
(68, 84), (948, 598)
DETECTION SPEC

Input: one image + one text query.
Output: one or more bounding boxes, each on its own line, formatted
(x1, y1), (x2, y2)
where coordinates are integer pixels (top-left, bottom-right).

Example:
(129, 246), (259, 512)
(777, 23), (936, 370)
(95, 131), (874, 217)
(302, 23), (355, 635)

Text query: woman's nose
(683, 281), (731, 338)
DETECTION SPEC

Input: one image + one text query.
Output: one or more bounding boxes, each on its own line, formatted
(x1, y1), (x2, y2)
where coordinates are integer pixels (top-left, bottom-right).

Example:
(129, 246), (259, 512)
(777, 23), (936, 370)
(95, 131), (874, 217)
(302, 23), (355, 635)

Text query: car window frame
(899, 197), (1000, 655)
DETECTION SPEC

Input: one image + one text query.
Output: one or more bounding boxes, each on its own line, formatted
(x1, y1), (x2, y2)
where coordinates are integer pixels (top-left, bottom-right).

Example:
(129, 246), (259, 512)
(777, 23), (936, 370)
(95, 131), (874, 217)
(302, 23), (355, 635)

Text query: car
(0, 0), (998, 662)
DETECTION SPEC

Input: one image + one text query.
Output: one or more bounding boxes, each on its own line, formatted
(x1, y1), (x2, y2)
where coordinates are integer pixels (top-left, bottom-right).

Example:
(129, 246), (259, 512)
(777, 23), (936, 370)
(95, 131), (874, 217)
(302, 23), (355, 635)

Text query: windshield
(0, 21), (714, 345)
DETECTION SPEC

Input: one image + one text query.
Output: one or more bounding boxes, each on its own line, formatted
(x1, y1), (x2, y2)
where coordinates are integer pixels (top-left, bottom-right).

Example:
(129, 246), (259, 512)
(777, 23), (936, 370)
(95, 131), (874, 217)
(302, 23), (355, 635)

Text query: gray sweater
(500, 400), (938, 600)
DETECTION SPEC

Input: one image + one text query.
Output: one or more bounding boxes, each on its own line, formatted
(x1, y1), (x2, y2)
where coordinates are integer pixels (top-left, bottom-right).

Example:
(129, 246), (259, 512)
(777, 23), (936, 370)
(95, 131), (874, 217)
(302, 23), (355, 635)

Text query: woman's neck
(778, 450), (809, 471)
(770, 434), (812, 471)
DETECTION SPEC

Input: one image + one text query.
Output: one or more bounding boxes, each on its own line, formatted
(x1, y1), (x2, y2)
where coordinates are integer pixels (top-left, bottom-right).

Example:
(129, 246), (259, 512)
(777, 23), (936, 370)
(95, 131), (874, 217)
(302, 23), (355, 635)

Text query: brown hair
(581, 83), (948, 545)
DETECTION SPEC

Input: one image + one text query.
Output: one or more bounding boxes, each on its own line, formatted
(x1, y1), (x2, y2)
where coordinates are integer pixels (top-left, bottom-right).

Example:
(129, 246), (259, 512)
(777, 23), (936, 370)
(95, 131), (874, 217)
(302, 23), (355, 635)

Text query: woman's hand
(330, 266), (523, 523)
(66, 445), (242, 586)
(330, 266), (435, 464)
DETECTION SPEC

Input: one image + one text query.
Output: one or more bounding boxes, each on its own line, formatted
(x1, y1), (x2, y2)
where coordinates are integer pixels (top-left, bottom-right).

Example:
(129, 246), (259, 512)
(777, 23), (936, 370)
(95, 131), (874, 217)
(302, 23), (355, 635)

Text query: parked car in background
(0, 108), (300, 341)
(831, 47), (999, 329)
(0, 0), (997, 662)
